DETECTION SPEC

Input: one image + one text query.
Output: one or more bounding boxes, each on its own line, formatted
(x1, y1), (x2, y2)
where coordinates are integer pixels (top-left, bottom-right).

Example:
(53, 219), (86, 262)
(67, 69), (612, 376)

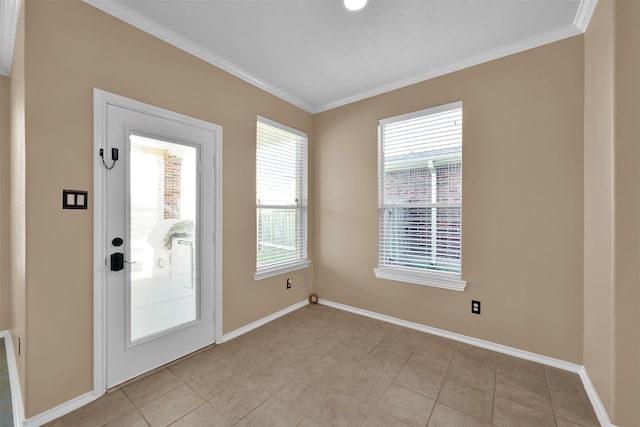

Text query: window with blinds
(254, 116), (309, 280)
(374, 101), (466, 291)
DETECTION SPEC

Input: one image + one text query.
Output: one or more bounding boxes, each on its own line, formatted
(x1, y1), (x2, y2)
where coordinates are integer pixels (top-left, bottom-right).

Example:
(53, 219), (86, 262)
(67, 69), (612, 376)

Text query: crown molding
(83, 0), (595, 115)
(313, 22), (582, 113)
(0, 0), (20, 77)
(82, 0), (315, 113)
(575, 0), (599, 32)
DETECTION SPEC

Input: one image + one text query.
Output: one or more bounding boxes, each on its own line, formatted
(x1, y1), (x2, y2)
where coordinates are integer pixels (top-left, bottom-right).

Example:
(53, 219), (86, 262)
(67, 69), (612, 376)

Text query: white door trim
(92, 88), (223, 395)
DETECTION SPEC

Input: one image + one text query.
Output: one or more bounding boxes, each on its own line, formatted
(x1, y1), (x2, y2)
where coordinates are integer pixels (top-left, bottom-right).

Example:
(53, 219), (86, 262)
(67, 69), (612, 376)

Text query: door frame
(92, 88), (223, 395)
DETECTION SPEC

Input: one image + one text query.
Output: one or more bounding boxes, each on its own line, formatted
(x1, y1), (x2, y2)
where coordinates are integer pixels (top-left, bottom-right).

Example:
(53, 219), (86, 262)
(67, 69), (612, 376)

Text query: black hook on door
(100, 148), (119, 170)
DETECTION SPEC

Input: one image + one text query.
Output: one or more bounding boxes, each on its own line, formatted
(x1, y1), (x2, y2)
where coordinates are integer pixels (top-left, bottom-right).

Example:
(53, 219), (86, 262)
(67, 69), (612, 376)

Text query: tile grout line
(165, 402), (208, 427)
(229, 394), (271, 427)
(495, 358), (563, 425)
(217, 307), (333, 426)
(491, 349), (498, 425)
(365, 345), (415, 427)
(53, 305), (602, 427)
(121, 372), (185, 411)
(176, 366), (234, 426)
(114, 390), (150, 427)
(542, 365), (560, 426)
(424, 341), (457, 426)
(306, 331), (355, 424)
(490, 352), (572, 424)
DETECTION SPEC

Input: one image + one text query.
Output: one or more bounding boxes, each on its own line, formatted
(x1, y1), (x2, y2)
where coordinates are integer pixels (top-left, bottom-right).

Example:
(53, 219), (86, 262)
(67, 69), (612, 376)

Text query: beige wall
(21, 0), (312, 416)
(583, 0), (615, 416)
(313, 36), (585, 363)
(613, 1), (640, 425)
(10, 0), (26, 405)
(0, 76), (10, 331)
(14, 0), (639, 422)
(583, 1), (640, 424)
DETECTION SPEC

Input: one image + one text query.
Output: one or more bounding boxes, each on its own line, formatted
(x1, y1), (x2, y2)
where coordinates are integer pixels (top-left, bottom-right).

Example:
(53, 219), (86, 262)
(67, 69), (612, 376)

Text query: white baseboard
(318, 298), (615, 427)
(221, 298), (309, 342)
(9, 297), (615, 427)
(578, 366), (615, 427)
(0, 330), (24, 427)
(12, 299), (308, 427)
(318, 299), (579, 371)
(22, 391), (98, 427)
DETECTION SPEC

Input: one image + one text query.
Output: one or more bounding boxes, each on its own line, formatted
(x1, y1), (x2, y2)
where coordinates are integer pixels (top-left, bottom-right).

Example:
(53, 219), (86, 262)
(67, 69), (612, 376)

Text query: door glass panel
(129, 134), (198, 342)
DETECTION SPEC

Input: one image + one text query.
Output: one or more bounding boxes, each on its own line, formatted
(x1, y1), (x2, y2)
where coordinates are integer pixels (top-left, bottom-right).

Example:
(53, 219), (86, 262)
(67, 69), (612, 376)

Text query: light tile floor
(0, 338), (14, 426)
(45, 305), (600, 427)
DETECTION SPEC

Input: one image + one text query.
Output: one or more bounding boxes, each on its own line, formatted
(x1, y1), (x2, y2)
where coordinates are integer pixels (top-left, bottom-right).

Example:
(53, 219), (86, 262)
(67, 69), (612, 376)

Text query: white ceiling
(84, 0), (596, 113)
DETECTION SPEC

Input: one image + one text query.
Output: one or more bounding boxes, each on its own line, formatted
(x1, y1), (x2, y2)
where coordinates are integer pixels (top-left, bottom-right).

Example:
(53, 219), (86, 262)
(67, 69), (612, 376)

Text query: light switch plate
(63, 190), (88, 210)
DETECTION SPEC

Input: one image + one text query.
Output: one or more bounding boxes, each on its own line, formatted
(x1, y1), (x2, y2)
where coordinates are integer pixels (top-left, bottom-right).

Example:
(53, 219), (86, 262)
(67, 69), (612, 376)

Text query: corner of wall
(0, 75), (10, 331)
(9, 0), (26, 414)
(582, 0), (616, 418)
(613, 0), (640, 424)
(583, 0), (640, 424)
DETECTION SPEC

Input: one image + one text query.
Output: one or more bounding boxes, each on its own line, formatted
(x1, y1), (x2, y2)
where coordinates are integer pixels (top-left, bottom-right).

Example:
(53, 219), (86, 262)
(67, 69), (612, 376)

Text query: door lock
(110, 252), (135, 271)
(111, 252), (124, 271)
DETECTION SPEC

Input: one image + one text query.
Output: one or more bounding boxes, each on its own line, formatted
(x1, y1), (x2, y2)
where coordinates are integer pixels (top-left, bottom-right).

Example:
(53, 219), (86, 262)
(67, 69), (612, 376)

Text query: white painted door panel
(104, 103), (217, 388)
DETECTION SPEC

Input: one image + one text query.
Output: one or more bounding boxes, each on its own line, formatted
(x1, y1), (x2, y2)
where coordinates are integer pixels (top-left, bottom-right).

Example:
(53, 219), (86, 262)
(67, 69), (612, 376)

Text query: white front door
(95, 90), (222, 388)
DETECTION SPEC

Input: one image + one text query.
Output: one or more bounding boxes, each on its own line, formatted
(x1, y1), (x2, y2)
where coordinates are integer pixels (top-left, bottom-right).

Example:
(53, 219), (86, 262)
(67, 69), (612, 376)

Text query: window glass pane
(257, 208), (298, 268)
(436, 161), (462, 203)
(384, 167), (432, 205)
(379, 103), (462, 276)
(381, 207), (433, 267)
(257, 124), (300, 206)
(256, 118), (308, 272)
(129, 135), (198, 341)
(435, 206), (461, 272)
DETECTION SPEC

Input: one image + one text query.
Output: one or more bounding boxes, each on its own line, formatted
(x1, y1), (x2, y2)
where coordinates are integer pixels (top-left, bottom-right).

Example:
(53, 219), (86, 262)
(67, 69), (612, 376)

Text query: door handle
(110, 252), (136, 271)
(111, 252), (124, 271)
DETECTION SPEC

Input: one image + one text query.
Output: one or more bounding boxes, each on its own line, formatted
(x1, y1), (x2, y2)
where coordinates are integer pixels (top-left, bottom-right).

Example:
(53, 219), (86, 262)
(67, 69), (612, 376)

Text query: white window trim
(257, 115), (308, 139)
(378, 101), (462, 126)
(254, 259), (311, 281)
(376, 101), (465, 291)
(254, 116), (310, 280)
(374, 266), (466, 291)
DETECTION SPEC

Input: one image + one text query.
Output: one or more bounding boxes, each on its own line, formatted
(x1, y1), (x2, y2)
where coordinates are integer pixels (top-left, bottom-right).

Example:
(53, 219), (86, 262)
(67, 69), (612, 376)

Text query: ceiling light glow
(344, 0), (368, 11)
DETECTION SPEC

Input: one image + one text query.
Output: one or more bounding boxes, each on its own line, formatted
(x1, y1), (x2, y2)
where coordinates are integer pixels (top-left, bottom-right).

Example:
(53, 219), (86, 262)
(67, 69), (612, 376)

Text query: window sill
(374, 266), (466, 291)
(254, 260), (311, 281)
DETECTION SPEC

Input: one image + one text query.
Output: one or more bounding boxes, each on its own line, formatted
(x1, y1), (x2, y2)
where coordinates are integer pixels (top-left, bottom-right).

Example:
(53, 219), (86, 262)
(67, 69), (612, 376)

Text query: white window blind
(376, 101), (465, 290)
(255, 116), (309, 279)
